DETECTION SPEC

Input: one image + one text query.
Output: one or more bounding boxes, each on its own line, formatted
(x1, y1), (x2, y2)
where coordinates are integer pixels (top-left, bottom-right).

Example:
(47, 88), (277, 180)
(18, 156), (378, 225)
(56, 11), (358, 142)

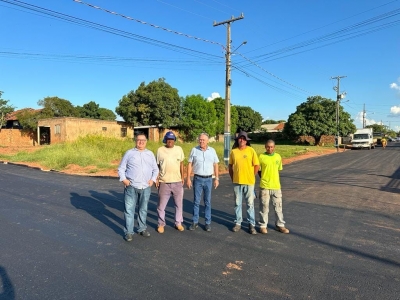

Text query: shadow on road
(70, 191), (125, 236)
(71, 186), (235, 234)
(290, 230), (400, 268)
(0, 266), (14, 300)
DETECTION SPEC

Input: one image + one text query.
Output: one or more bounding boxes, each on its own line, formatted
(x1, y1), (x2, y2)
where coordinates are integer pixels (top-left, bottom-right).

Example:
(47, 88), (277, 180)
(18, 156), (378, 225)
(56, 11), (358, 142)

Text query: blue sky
(1, 0), (400, 131)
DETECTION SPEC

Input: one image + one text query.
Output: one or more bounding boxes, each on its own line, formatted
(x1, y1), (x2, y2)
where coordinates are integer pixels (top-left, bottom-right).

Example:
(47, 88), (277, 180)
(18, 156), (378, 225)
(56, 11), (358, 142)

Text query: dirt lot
(0, 146), (337, 177)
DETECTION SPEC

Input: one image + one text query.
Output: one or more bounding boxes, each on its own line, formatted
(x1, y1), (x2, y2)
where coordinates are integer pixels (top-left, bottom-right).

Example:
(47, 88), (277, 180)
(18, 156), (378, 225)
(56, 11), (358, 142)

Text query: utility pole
(214, 14), (244, 167)
(331, 75), (347, 152)
(363, 103), (365, 128)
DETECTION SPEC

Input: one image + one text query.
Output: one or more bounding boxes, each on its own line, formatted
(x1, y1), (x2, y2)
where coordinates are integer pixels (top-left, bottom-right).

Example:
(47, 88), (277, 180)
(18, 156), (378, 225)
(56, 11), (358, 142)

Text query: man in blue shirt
(118, 133), (159, 242)
(186, 133), (219, 231)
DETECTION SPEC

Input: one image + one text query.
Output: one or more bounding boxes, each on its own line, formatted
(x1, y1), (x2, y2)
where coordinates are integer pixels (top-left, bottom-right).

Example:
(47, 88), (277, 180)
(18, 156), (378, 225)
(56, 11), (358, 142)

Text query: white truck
(351, 128), (375, 150)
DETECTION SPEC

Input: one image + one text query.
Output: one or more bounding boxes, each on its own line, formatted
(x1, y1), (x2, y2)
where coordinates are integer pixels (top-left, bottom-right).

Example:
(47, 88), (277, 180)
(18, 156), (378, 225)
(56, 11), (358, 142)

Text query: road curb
(1, 160), (118, 179)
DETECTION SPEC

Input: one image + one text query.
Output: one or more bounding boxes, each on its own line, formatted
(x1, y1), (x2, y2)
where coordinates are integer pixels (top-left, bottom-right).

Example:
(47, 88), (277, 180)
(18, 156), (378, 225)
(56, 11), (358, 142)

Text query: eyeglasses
(238, 137), (246, 140)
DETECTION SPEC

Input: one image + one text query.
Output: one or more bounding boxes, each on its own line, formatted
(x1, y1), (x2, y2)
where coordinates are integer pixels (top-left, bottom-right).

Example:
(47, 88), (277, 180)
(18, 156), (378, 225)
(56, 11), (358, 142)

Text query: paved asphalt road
(0, 143), (399, 300)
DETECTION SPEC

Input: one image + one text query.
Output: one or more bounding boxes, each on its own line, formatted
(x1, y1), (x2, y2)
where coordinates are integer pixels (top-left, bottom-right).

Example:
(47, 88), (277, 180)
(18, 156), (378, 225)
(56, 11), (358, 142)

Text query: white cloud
(355, 111), (378, 127)
(390, 77), (400, 91)
(390, 106), (400, 114)
(207, 92), (221, 101)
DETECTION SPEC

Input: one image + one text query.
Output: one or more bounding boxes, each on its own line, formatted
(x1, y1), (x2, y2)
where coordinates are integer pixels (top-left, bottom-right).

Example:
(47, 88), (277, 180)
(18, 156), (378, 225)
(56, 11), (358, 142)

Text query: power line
(0, 50), (222, 64)
(244, 0), (399, 54)
(155, 0), (212, 20)
(192, 0), (233, 15)
(234, 52), (311, 94)
(73, 0), (225, 49)
(0, 50), (224, 70)
(240, 7), (400, 65)
(0, 0), (223, 61)
(210, 0), (241, 13)
(231, 65), (306, 100)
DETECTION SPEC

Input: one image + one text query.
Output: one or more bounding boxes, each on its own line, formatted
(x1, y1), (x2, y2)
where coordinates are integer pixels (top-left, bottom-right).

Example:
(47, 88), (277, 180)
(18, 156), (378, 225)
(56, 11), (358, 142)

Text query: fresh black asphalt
(0, 143), (399, 299)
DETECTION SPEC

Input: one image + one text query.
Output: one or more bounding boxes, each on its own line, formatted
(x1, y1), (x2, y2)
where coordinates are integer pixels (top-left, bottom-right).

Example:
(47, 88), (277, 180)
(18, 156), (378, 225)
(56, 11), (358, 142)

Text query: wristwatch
(215, 178), (219, 180)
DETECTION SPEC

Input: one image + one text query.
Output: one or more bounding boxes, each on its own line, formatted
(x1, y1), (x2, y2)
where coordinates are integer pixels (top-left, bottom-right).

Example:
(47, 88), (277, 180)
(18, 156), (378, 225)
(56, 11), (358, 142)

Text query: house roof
(5, 108), (42, 121)
(261, 122), (285, 132)
(275, 122), (285, 131)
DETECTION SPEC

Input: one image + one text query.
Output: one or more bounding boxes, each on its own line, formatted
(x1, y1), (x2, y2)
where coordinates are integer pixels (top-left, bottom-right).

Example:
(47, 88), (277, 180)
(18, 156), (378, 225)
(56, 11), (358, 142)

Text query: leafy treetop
(115, 78), (181, 128)
(234, 105), (263, 133)
(283, 95), (356, 145)
(0, 91), (15, 128)
(180, 94), (217, 141)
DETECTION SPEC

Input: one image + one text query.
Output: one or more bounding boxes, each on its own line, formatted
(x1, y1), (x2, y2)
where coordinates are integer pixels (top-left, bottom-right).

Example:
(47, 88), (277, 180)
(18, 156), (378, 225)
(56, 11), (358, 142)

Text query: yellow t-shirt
(156, 145), (184, 183)
(229, 147), (259, 185)
(259, 152), (282, 189)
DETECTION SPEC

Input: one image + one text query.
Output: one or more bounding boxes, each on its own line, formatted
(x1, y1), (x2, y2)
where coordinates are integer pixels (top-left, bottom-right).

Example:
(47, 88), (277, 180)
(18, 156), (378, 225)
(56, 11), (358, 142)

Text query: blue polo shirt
(188, 146), (219, 176)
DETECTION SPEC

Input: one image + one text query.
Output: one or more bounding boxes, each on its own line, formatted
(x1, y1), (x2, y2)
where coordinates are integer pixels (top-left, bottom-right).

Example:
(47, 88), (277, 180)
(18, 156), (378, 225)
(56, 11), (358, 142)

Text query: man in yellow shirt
(258, 140), (289, 234)
(381, 136), (387, 149)
(229, 131), (259, 234)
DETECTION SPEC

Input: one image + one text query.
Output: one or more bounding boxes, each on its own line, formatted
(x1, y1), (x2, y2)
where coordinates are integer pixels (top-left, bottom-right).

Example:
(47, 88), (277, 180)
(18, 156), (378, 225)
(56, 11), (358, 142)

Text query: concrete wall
(37, 117), (134, 144)
(0, 129), (37, 146)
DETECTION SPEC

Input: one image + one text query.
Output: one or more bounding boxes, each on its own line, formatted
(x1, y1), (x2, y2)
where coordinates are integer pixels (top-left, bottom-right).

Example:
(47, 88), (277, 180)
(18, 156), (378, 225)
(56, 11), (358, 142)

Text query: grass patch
(1, 135), (334, 172)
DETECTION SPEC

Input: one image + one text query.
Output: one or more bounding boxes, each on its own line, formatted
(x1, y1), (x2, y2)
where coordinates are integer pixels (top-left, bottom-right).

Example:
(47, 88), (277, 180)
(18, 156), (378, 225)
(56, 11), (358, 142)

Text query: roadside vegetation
(0, 135), (334, 173)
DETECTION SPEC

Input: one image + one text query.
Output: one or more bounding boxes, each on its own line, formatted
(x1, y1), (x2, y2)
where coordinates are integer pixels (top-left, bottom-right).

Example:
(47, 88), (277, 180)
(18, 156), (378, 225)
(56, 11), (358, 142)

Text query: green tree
(0, 91), (15, 128)
(235, 105), (263, 132)
(97, 108), (116, 121)
(77, 101), (116, 121)
(76, 101), (99, 119)
(212, 97), (238, 135)
(15, 109), (42, 131)
(115, 78), (181, 127)
(38, 96), (78, 118)
(180, 94), (217, 141)
(262, 119), (278, 124)
(365, 124), (385, 134)
(284, 95), (356, 145)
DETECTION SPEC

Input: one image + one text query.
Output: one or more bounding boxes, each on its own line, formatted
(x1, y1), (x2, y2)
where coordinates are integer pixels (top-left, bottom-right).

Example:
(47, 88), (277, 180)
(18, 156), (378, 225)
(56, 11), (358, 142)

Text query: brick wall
(0, 129), (37, 146)
(37, 117), (134, 144)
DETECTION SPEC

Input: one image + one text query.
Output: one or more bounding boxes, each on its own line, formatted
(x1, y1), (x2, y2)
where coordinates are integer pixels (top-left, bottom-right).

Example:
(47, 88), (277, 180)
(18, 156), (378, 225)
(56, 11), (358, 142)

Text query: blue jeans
(233, 184), (255, 226)
(192, 176), (213, 224)
(124, 186), (151, 235)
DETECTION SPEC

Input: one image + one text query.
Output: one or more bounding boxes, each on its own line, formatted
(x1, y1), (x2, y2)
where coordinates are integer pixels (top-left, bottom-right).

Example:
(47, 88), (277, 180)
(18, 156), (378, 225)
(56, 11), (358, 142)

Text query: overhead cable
(73, 0), (225, 49)
(0, 0), (222, 61)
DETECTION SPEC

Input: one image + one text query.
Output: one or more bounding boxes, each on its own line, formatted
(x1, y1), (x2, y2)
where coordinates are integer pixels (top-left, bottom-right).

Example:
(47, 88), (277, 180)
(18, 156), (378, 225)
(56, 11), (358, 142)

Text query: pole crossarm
(213, 14), (244, 27)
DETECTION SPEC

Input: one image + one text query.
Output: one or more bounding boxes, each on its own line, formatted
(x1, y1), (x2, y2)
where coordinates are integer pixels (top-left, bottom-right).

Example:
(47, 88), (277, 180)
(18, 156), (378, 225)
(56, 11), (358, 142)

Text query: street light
(232, 41), (247, 54)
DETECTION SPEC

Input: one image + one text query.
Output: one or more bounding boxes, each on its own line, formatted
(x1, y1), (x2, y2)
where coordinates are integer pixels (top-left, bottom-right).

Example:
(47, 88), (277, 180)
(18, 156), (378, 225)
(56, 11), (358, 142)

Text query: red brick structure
(0, 129), (37, 146)
(37, 117), (135, 145)
(1, 113), (182, 146)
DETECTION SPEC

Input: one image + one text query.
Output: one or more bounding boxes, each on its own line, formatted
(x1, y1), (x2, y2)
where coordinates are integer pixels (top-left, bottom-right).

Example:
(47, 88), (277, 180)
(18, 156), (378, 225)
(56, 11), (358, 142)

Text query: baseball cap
(162, 131), (176, 143)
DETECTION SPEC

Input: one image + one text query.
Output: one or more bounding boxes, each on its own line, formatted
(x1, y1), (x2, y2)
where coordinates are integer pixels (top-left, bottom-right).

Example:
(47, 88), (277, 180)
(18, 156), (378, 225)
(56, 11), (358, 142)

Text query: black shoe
(205, 224), (211, 232)
(139, 230), (150, 237)
(248, 225), (257, 235)
(189, 223), (198, 231)
(124, 233), (133, 242)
